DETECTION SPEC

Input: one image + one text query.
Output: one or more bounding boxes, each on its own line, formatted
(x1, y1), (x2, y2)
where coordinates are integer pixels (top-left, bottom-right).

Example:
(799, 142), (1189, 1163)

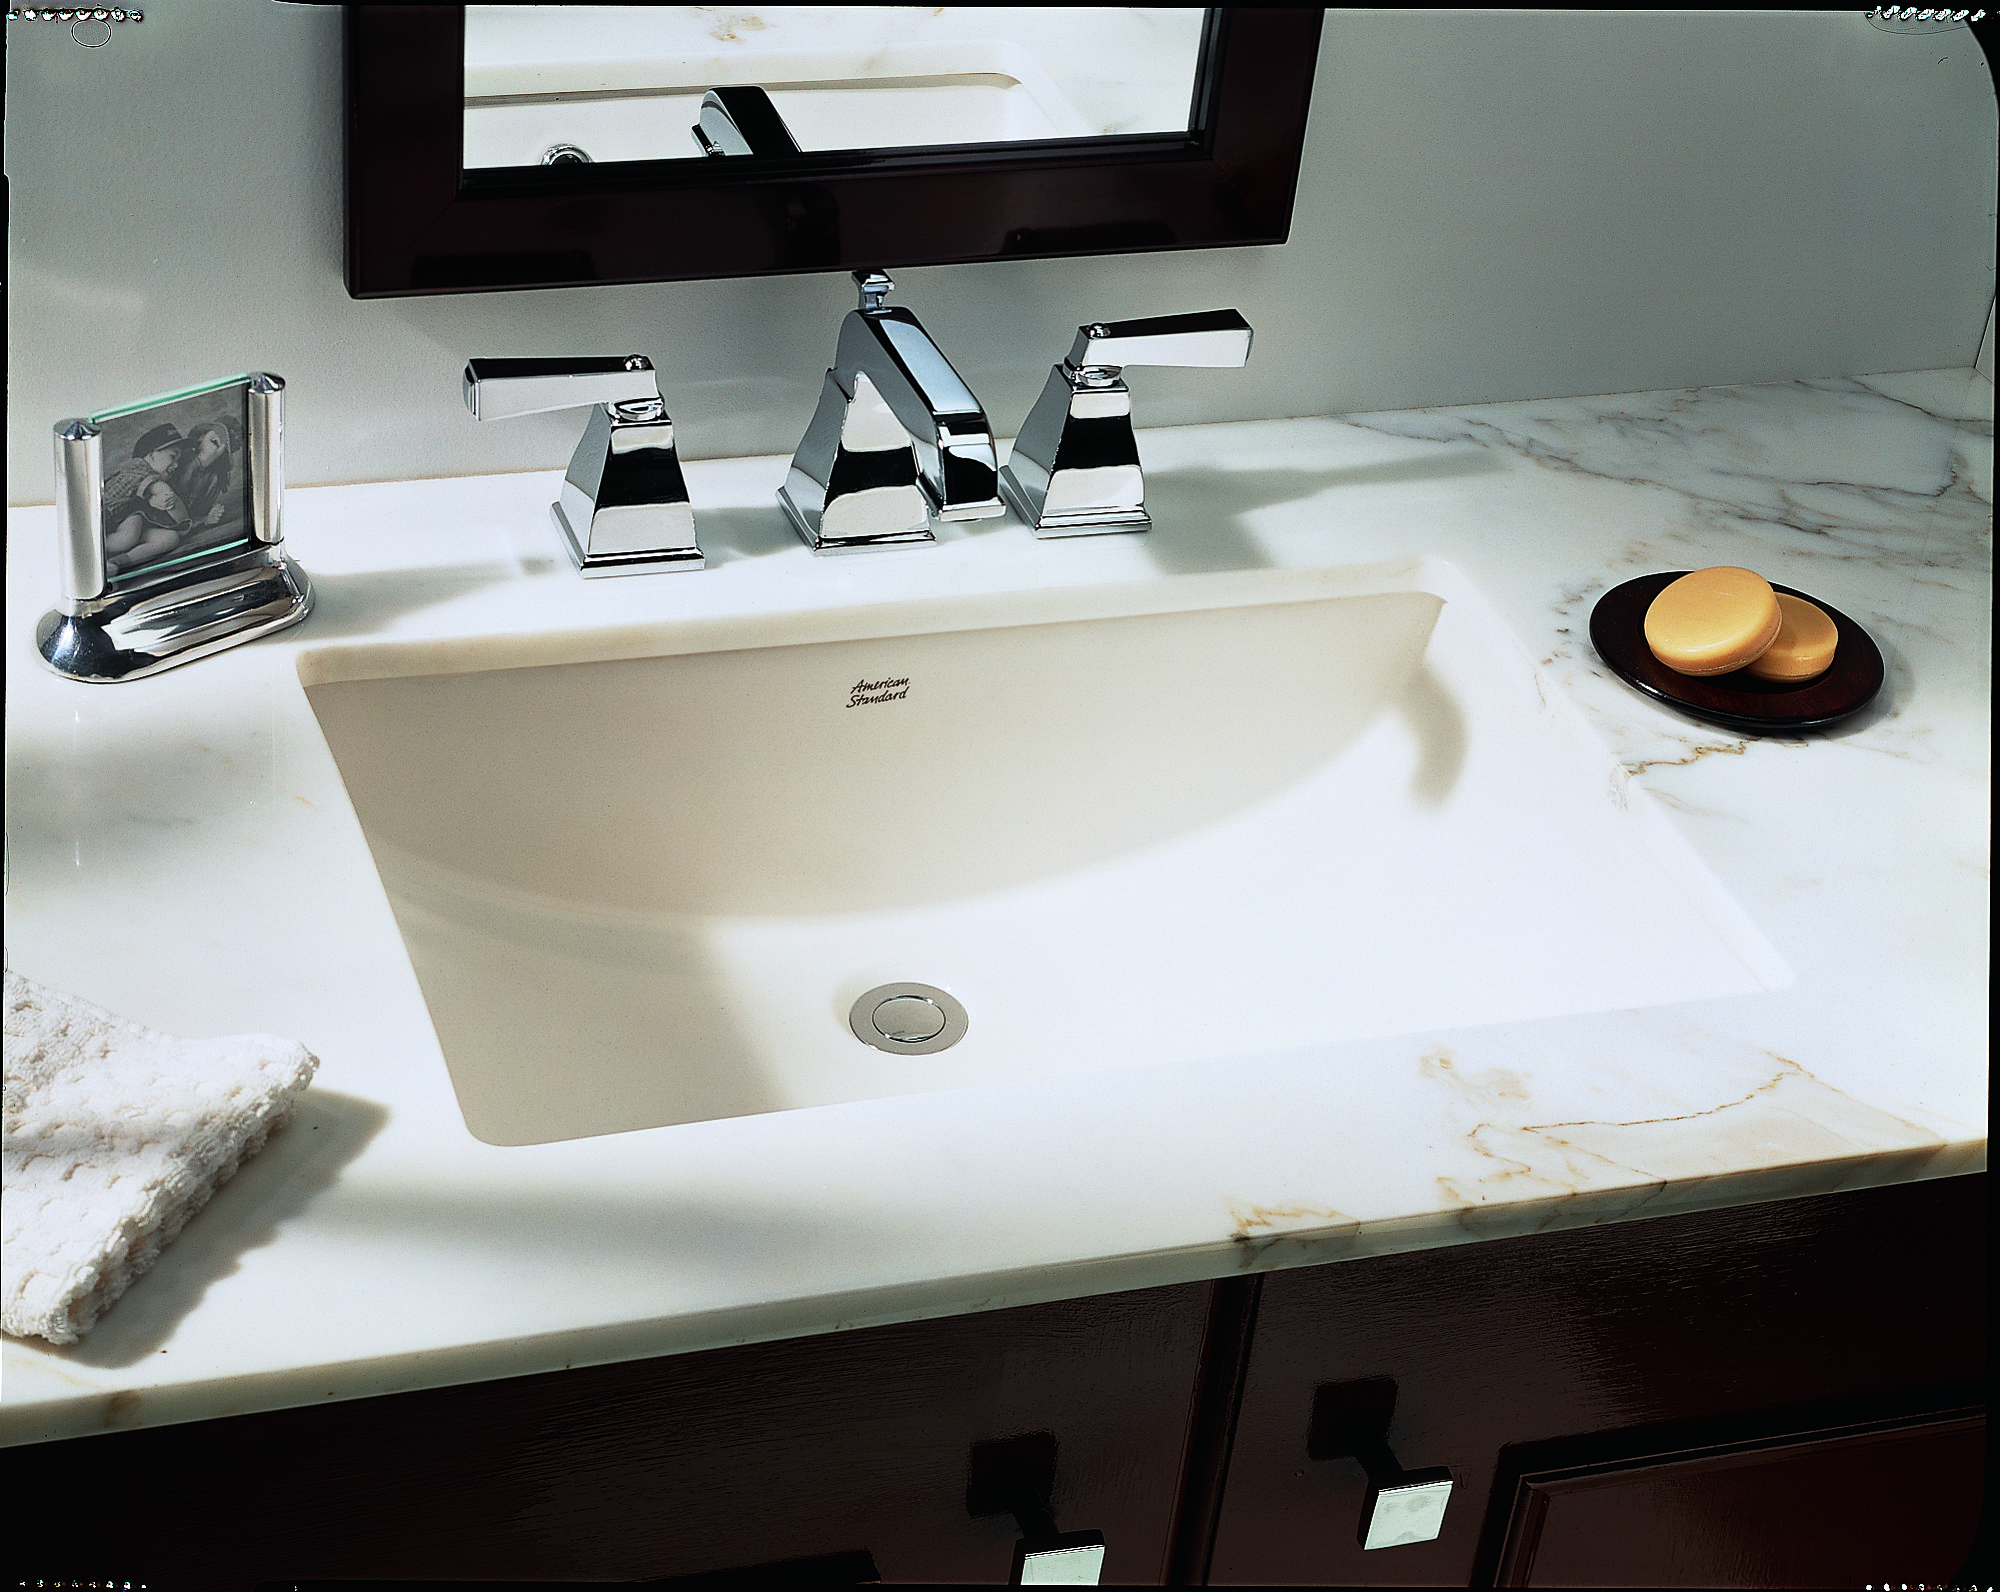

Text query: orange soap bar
(1745, 592), (1838, 682)
(1643, 566), (1782, 677)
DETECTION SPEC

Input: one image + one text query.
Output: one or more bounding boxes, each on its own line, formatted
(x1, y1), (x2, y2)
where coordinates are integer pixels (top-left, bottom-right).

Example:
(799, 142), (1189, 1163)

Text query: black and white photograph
(93, 376), (256, 587)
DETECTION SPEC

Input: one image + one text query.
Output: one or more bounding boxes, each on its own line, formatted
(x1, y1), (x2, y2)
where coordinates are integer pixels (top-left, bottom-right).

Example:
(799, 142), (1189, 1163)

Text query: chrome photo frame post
(37, 372), (313, 682)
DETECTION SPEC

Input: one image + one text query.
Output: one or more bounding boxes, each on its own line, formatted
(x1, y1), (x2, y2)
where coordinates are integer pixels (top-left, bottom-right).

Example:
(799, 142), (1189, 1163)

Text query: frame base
(37, 550), (314, 683)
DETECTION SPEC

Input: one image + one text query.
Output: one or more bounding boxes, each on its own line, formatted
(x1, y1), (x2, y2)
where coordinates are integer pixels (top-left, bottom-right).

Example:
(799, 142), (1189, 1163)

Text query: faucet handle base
(998, 469), (1151, 537)
(551, 501), (704, 577)
(999, 364), (1149, 538)
(552, 404), (703, 575)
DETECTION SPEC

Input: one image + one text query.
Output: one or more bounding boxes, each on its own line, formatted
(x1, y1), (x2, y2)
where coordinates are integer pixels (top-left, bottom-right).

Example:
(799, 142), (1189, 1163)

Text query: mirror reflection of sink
(458, 7), (1208, 167)
(464, 70), (1090, 168)
(462, 42), (1096, 168)
(300, 560), (1787, 1146)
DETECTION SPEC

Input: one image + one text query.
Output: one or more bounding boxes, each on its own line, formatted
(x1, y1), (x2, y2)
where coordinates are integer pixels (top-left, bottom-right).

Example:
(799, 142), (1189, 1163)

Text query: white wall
(7, 6), (1995, 503)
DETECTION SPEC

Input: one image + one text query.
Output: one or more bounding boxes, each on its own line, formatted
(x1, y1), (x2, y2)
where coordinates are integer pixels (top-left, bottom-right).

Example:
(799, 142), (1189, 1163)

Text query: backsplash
(5, 7), (1994, 500)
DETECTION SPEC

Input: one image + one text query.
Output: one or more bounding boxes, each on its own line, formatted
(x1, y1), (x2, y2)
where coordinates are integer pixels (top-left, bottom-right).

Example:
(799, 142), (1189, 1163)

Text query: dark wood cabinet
(8, 1284), (1216, 1588)
(1204, 1172), (1986, 1587)
(8, 1174), (1984, 1588)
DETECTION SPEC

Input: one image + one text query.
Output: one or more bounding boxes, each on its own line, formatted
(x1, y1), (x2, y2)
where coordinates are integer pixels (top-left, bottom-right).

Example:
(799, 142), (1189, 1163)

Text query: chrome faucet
(778, 270), (1005, 553)
(462, 355), (702, 575)
(999, 309), (1252, 536)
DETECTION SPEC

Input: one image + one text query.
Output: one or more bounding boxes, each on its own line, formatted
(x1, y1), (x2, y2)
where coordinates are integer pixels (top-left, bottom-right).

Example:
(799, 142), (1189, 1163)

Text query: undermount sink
(300, 560), (1787, 1145)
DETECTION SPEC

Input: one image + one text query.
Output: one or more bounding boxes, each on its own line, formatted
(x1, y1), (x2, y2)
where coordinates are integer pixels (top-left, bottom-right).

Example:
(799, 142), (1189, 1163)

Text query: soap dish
(1589, 572), (1884, 734)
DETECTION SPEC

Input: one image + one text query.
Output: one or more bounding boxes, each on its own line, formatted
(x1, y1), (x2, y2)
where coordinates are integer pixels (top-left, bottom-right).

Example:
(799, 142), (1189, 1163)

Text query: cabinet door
(1205, 1173), (1986, 1587)
(1492, 1409), (1985, 1586)
(9, 1281), (1214, 1588)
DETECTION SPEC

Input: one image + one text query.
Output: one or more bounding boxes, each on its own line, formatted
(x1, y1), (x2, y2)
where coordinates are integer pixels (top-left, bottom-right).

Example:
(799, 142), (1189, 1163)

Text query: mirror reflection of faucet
(1000, 309), (1252, 536)
(778, 270), (1006, 553)
(461, 355), (703, 576)
(691, 86), (802, 158)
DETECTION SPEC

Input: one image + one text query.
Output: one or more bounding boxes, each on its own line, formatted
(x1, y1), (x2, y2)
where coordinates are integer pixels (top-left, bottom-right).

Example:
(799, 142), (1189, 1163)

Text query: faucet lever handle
(459, 356), (699, 576)
(462, 356), (660, 421)
(1065, 309), (1253, 373)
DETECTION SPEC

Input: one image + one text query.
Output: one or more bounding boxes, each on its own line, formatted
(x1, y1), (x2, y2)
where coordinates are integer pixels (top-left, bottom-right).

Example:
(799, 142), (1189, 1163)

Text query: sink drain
(848, 982), (969, 1056)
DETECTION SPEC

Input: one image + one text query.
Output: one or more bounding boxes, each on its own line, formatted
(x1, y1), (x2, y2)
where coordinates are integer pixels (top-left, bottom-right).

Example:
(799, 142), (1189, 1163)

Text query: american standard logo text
(848, 675), (910, 707)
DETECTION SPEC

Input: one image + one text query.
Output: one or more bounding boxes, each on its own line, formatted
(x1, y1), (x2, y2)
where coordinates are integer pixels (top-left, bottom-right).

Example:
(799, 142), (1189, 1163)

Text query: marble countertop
(3, 369), (1988, 1446)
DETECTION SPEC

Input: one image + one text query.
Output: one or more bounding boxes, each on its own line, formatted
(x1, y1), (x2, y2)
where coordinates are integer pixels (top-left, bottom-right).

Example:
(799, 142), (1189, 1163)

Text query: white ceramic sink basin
(301, 560), (1786, 1145)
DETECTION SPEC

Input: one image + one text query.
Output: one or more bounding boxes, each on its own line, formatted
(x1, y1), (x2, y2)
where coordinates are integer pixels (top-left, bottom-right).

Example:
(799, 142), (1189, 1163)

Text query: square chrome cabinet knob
(1014, 1528), (1107, 1585)
(968, 1432), (1108, 1586)
(1308, 1376), (1456, 1552)
(1361, 1469), (1455, 1550)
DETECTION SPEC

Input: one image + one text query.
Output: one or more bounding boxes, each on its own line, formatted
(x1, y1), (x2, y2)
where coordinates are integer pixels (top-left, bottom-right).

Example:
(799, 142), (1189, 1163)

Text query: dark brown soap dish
(1589, 572), (1884, 734)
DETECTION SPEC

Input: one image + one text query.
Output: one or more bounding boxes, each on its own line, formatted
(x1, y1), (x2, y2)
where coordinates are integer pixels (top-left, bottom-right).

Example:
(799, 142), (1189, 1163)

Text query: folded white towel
(2, 970), (319, 1344)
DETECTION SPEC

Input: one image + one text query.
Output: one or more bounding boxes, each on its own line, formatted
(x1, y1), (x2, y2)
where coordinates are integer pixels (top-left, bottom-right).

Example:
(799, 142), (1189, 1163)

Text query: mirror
(345, 6), (1322, 297)
(462, 7), (1211, 168)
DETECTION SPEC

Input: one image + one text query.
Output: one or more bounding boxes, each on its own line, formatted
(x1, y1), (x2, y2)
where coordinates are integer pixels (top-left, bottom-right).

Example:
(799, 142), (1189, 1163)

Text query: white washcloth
(2, 970), (319, 1344)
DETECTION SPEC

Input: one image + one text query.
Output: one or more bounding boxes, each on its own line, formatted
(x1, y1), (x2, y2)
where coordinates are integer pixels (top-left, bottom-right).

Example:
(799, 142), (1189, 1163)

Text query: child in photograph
(101, 422), (194, 575)
(172, 420), (238, 530)
(106, 477), (194, 574)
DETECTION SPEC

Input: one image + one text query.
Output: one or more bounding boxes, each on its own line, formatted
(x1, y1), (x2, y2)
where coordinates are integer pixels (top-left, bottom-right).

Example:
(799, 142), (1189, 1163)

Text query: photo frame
(37, 372), (314, 682)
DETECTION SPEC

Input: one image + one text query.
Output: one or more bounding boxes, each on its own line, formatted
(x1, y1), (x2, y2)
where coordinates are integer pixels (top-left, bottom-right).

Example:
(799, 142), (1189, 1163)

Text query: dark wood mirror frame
(344, 6), (1324, 298)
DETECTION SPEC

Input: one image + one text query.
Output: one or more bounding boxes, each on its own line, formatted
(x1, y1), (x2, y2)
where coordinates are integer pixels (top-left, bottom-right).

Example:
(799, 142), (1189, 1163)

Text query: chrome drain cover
(848, 982), (969, 1056)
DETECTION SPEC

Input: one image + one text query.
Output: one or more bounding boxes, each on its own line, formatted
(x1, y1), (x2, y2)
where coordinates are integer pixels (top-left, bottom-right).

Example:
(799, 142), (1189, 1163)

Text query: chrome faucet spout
(834, 280), (1001, 522)
(778, 271), (1003, 553)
